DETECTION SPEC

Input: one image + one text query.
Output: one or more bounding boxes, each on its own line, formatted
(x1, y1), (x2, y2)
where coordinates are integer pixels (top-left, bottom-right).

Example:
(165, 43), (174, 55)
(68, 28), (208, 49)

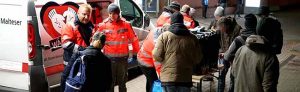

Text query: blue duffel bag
(64, 55), (86, 92)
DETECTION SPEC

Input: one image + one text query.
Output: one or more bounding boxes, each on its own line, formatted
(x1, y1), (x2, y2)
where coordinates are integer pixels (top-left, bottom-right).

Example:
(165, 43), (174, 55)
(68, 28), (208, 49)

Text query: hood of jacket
(168, 12), (190, 36)
(246, 35), (271, 51)
(81, 46), (102, 56)
(169, 23), (190, 36)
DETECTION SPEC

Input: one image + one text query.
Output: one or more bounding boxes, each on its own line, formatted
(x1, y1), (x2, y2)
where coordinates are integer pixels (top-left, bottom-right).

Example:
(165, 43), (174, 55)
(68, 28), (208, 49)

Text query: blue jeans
(163, 86), (191, 92)
(217, 59), (230, 92)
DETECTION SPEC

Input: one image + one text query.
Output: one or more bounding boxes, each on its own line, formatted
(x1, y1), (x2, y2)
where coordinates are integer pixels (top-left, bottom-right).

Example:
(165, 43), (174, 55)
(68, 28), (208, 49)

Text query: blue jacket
(202, 0), (208, 5)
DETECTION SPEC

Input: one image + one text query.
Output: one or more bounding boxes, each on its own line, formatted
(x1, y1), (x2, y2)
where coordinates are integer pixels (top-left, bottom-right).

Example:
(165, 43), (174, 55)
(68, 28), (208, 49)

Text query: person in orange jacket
(137, 24), (170, 92)
(180, 4), (196, 29)
(60, 4), (94, 91)
(156, 1), (180, 27)
(96, 4), (139, 92)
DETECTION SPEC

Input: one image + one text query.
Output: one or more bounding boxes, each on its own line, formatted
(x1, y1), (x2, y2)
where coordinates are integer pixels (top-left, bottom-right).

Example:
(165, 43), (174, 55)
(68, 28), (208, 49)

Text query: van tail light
(28, 22), (36, 59)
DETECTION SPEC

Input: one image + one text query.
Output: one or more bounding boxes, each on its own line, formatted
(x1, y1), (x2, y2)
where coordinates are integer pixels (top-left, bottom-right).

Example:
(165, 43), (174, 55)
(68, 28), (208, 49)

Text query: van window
(119, 0), (143, 28)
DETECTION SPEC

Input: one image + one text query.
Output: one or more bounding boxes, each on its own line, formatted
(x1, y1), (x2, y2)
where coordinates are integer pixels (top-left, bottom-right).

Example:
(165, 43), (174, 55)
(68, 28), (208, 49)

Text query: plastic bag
(152, 80), (163, 92)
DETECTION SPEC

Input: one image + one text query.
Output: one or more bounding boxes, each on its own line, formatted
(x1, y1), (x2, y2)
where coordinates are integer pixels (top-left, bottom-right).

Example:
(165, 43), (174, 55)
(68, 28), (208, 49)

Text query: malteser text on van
(0, 18), (22, 25)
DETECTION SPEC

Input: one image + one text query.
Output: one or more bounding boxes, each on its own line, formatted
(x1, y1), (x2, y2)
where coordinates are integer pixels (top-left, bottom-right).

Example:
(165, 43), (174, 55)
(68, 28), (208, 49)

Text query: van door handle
(51, 46), (62, 51)
(37, 45), (51, 50)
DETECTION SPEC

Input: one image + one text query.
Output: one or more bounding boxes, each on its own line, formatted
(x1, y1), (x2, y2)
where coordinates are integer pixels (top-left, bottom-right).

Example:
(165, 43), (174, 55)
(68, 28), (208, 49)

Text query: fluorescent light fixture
(245, 0), (261, 7)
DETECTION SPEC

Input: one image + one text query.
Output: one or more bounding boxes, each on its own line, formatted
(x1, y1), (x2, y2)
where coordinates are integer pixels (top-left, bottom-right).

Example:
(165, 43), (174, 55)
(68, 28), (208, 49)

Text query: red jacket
(97, 18), (139, 58)
(62, 23), (89, 47)
(137, 29), (162, 75)
(182, 13), (196, 29)
(156, 12), (171, 27)
(61, 21), (94, 62)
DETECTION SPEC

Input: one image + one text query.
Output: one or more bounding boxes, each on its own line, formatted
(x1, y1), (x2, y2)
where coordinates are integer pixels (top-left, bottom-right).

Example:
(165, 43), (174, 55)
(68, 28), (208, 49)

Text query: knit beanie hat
(257, 6), (270, 16)
(214, 6), (224, 17)
(167, 2), (181, 11)
(107, 4), (120, 14)
(171, 12), (184, 24)
(244, 14), (257, 29)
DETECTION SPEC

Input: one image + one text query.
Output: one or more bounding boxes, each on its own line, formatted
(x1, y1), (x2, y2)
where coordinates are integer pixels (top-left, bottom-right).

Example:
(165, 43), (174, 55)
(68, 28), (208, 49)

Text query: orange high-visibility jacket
(137, 29), (162, 75)
(97, 18), (139, 58)
(61, 22), (92, 48)
(156, 11), (171, 27)
(182, 13), (196, 29)
(61, 21), (94, 62)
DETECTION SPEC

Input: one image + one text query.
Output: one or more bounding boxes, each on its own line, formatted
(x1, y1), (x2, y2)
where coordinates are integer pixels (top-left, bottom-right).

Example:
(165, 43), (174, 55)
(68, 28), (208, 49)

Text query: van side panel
(0, 71), (29, 90)
(0, 0), (29, 90)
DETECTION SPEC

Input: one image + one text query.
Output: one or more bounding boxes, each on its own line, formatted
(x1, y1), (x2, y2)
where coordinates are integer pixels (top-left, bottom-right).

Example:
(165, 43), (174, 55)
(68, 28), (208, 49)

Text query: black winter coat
(80, 46), (112, 92)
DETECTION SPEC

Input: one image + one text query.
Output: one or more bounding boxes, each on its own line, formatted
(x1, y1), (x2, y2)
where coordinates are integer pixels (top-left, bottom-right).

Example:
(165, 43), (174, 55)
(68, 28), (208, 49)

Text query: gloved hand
(128, 55), (137, 64)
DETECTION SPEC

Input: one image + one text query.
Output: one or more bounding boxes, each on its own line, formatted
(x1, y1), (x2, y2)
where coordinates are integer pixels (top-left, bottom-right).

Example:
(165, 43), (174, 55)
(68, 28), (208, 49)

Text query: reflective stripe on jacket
(137, 30), (155, 67)
(97, 18), (139, 58)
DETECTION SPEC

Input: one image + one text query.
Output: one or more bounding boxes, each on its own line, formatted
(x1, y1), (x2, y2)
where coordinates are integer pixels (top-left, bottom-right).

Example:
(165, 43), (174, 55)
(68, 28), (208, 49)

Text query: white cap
(214, 6), (224, 17)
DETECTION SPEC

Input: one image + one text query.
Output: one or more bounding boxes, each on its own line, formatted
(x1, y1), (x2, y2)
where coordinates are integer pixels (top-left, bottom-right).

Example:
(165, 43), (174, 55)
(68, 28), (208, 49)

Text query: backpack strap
(80, 55), (86, 64)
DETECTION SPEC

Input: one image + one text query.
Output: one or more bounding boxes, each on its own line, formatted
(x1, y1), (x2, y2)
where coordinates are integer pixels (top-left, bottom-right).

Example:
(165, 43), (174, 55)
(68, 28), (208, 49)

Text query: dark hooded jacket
(79, 46), (112, 92)
(153, 12), (202, 87)
(231, 35), (279, 92)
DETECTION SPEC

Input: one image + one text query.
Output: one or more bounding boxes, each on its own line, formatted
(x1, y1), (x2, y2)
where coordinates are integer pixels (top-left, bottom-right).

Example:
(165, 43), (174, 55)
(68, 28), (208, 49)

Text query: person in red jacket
(60, 4), (94, 91)
(180, 4), (196, 29)
(96, 4), (139, 92)
(137, 24), (170, 92)
(156, 2), (180, 27)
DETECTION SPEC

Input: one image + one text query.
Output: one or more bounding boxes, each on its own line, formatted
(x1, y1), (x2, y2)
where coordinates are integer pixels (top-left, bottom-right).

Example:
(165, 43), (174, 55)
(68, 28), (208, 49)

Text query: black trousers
(140, 66), (159, 92)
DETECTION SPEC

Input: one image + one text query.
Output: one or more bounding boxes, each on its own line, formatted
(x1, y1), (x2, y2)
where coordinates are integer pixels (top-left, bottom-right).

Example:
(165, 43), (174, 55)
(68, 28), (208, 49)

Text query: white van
(0, 0), (153, 91)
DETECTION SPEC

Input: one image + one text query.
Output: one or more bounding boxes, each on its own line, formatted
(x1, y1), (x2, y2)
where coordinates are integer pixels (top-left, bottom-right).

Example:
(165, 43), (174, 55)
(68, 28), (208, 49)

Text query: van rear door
(0, 0), (29, 90)
(34, 0), (85, 88)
